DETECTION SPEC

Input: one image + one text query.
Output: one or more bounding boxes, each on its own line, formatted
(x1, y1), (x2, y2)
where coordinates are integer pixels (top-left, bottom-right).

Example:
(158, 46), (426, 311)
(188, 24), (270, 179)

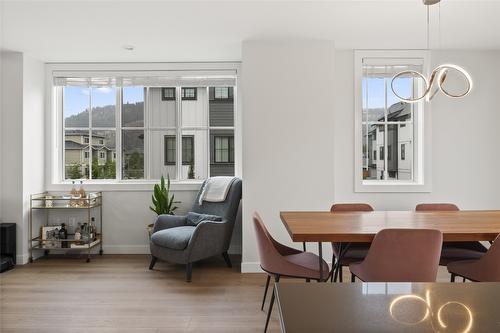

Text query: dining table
(275, 281), (500, 332)
(280, 210), (500, 281)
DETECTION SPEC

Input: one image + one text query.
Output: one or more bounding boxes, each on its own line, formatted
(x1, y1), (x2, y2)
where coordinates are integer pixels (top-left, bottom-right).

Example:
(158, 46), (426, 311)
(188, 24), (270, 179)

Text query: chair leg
(149, 256), (157, 270)
(339, 266), (343, 283)
(450, 273), (456, 282)
(264, 275), (280, 333)
(463, 277), (466, 283)
(306, 279), (310, 283)
(222, 251), (232, 268)
(330, 254), (336, 282)
(261, 275), (271, 311)
(351, 273), (355, 283)
(302, 242), (306, 251)
(186, 262), (193, 282)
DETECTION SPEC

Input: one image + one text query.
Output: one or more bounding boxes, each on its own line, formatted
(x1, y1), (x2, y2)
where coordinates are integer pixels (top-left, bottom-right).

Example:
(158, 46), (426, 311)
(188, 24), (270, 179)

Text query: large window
(58, 76), (236, 182)
(355, 51), (428, 192)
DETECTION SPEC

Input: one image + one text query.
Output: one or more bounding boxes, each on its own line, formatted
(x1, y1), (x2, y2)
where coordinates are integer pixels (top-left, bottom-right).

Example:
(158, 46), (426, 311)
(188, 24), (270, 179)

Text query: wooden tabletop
(275, 282), (500, 333)
(280, 210), (500, 242)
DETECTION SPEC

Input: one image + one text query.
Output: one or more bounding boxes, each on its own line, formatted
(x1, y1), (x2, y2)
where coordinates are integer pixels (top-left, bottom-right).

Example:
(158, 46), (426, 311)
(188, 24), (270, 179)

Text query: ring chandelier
(391, 0), (473, 103)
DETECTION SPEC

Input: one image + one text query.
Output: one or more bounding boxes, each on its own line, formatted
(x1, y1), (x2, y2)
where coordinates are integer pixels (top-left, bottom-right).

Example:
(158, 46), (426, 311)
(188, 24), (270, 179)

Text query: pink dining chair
(416, 203), (487, 281)
(447, 235), (500, 282)
(253, 212), (329, 333)
(330, 203), (373, 282)
(349, 229), (443, 282)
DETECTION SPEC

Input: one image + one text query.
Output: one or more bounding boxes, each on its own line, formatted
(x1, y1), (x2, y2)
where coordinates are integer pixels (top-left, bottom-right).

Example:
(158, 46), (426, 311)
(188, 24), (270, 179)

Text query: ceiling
(1, 0), (499, 62)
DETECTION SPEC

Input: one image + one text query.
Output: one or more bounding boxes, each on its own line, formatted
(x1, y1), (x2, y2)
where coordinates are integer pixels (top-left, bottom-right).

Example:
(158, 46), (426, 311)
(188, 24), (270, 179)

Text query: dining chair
(253, 212), (329, 333)
(447, 235), (500, 282)
(330, 203), (373, 282)
(415, 203), (487, 281)
(349, 229), (443, 282)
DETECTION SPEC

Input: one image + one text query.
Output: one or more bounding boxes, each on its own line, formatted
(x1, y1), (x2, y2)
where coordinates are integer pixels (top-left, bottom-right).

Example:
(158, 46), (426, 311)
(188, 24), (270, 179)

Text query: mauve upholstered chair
(330, 203), (374, 282)
(447, 235), (500, 282)
(415, 203), (487, 276)
(253, 212), (329, 333)
(149, 178), (242, 282)
(349, 229), (443, 282)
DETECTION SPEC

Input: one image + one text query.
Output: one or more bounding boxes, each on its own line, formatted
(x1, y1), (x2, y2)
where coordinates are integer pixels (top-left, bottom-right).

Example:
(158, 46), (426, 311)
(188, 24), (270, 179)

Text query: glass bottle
(70, 181), (77, 207)
(78, 180), (86, 207)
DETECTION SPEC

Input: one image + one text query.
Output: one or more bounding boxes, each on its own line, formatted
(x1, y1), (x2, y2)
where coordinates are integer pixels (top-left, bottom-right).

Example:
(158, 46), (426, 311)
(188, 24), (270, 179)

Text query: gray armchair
(149, 178), (242, 282)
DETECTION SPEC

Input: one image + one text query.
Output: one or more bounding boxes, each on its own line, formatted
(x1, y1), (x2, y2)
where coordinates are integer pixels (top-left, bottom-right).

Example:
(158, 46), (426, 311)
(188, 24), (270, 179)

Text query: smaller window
(379, 147), (385, 160)
(84, 137), (89, 144)
(181, 88), (197, 100)
(182, 136), (194, 165)
(164, 136), (176, 165)
(84, 151), (89, 159)
(113, 152), (116, 159)
(161, 88), (176, 101)
(213, 87), (233, 100)
(99, 151), (105, 159)
(99, 139), (104, 145)
(374, 150), (377, 161)
(401, 144), (406, 160)
(214, 136), (234, 163)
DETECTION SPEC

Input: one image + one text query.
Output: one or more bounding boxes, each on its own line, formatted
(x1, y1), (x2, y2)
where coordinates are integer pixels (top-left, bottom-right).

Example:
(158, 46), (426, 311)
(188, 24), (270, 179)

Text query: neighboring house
(65, 131), (116, 176)
(150, 86), (235, 180)
(366, 102), (413, 180)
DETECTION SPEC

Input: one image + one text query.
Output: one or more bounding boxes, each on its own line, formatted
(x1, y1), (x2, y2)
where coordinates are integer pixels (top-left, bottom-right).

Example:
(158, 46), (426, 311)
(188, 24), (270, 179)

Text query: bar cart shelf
(29, 191), (103, 263)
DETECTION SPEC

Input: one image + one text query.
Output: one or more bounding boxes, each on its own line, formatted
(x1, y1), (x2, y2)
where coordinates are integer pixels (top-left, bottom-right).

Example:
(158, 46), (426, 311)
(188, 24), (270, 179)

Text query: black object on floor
(0, 223), (16, 272)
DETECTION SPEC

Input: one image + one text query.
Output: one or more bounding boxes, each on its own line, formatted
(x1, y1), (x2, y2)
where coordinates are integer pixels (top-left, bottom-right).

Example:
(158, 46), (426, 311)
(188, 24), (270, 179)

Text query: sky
(64, 86), (144, 117)
(362, 77), (412, 109)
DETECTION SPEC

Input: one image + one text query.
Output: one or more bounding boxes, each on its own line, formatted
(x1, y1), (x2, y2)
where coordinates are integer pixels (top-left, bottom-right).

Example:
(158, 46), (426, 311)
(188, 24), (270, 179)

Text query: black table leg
(318, 242), (323, 282)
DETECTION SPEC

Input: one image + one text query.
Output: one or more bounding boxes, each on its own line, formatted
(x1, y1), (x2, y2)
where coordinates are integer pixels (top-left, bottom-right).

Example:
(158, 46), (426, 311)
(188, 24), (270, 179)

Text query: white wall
(0, 52), (45, 263)
(240, 46), (500, 272)
(333, 50), (500, 210)
(0, 52), (24, 261)
(241, 40), (336, 272)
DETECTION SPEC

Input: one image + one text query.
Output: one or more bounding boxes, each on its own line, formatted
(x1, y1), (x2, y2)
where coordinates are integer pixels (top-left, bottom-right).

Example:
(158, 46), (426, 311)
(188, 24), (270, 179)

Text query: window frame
(161, 87), (176, 101)
(214, 135), (234, 163)
(181, 87), (197, 100)
(354, 50), (431, 193)
(47, 62), (241, 191)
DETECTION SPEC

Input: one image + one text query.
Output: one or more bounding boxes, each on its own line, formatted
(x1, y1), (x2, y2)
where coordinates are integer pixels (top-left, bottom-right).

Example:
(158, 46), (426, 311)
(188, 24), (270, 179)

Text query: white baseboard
(16, 253), (29, 265)
(241, 261), (263, 273)
(102, 245), (150, 254)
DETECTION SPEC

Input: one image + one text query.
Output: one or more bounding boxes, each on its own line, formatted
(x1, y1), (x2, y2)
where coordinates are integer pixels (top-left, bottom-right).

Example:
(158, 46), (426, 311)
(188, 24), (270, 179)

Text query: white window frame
(354, 50), (432, 193)
(45, 62), (242, 192)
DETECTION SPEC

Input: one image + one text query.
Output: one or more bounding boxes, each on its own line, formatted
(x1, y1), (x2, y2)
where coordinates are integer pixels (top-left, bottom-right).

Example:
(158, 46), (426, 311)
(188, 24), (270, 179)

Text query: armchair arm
(187, 219), (229, 261)
(153, 215), (188, 233)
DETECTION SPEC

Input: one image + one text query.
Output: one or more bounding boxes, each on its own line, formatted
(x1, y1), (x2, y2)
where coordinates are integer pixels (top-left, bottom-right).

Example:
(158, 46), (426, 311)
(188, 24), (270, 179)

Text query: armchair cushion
(151, 226), (196, 250)
(186, 212), (222, 226)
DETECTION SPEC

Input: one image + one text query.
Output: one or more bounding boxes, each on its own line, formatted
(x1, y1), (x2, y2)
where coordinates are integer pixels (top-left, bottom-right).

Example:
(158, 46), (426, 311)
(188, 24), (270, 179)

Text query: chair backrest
(191, 178), (242, 222)
(191, 178), (242, 251)
(253, 212), (286, 274)
(474, 234), (500, 281)
(331, 203), (374, 212)
(356, 229), (443, 282)
(415, 203), (459, 211)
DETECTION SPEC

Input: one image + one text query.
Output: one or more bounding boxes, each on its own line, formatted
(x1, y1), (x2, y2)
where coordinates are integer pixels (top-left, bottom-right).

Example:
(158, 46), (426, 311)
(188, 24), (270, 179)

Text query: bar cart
(29, 191), (103, 263)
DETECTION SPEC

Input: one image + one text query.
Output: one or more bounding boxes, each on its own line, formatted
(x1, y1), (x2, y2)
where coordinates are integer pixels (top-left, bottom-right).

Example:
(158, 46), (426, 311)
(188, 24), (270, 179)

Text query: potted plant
(147, 175), (178, 238)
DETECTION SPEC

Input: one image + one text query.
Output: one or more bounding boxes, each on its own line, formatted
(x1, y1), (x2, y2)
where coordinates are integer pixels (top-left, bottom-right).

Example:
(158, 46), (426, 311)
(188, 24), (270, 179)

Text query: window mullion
(88, 87), (93, 180)
(116, 87), (122, 180)
(176, 86), (182, 180)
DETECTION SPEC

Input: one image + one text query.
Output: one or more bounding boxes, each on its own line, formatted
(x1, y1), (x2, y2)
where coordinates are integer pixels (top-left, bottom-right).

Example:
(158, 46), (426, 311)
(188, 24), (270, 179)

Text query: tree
(67, 164), (82, 179)
(126, 151), (144, 179)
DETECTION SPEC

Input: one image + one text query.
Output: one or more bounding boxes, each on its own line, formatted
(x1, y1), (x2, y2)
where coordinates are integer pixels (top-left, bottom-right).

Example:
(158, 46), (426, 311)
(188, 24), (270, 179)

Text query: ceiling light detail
(391, 0), (473, 103)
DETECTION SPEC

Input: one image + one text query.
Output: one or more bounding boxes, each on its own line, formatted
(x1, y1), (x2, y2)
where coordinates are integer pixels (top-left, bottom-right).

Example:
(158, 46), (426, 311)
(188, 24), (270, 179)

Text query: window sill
(46, 180), (204, 192)
(355, 180), (431, 193)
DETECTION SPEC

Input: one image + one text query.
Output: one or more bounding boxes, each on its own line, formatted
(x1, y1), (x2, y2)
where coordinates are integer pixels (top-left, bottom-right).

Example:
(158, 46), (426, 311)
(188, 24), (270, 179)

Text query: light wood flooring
(0, 254), (456, 332)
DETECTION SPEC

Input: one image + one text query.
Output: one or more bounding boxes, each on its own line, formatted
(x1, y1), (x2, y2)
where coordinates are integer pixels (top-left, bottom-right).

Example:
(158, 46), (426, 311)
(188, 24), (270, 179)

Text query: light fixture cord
(426, 4), (430, 50)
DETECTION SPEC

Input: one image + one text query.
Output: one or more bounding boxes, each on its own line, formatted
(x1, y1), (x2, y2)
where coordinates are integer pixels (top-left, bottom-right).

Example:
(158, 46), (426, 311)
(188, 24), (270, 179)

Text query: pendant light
(391, 0), (473, 103)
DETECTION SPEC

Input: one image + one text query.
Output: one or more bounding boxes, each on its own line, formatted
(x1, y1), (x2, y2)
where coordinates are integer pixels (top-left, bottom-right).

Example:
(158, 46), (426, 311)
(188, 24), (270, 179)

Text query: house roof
(65, 130), (106, 139)
(65, 140), (88, 150)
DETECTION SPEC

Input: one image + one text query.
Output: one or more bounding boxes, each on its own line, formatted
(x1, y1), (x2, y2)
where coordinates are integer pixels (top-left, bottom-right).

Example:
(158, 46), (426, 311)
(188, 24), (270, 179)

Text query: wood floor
(0, 255), (456, 332)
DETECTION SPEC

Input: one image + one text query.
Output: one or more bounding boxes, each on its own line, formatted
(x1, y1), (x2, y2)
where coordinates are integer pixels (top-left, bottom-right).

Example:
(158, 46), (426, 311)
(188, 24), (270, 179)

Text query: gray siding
(209, 129), (234, 176)
(209, 101), (234, 127)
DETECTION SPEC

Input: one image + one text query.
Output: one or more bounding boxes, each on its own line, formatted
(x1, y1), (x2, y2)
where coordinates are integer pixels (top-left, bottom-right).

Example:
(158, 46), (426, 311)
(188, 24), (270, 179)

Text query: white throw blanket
(198, 177), (236, 205)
